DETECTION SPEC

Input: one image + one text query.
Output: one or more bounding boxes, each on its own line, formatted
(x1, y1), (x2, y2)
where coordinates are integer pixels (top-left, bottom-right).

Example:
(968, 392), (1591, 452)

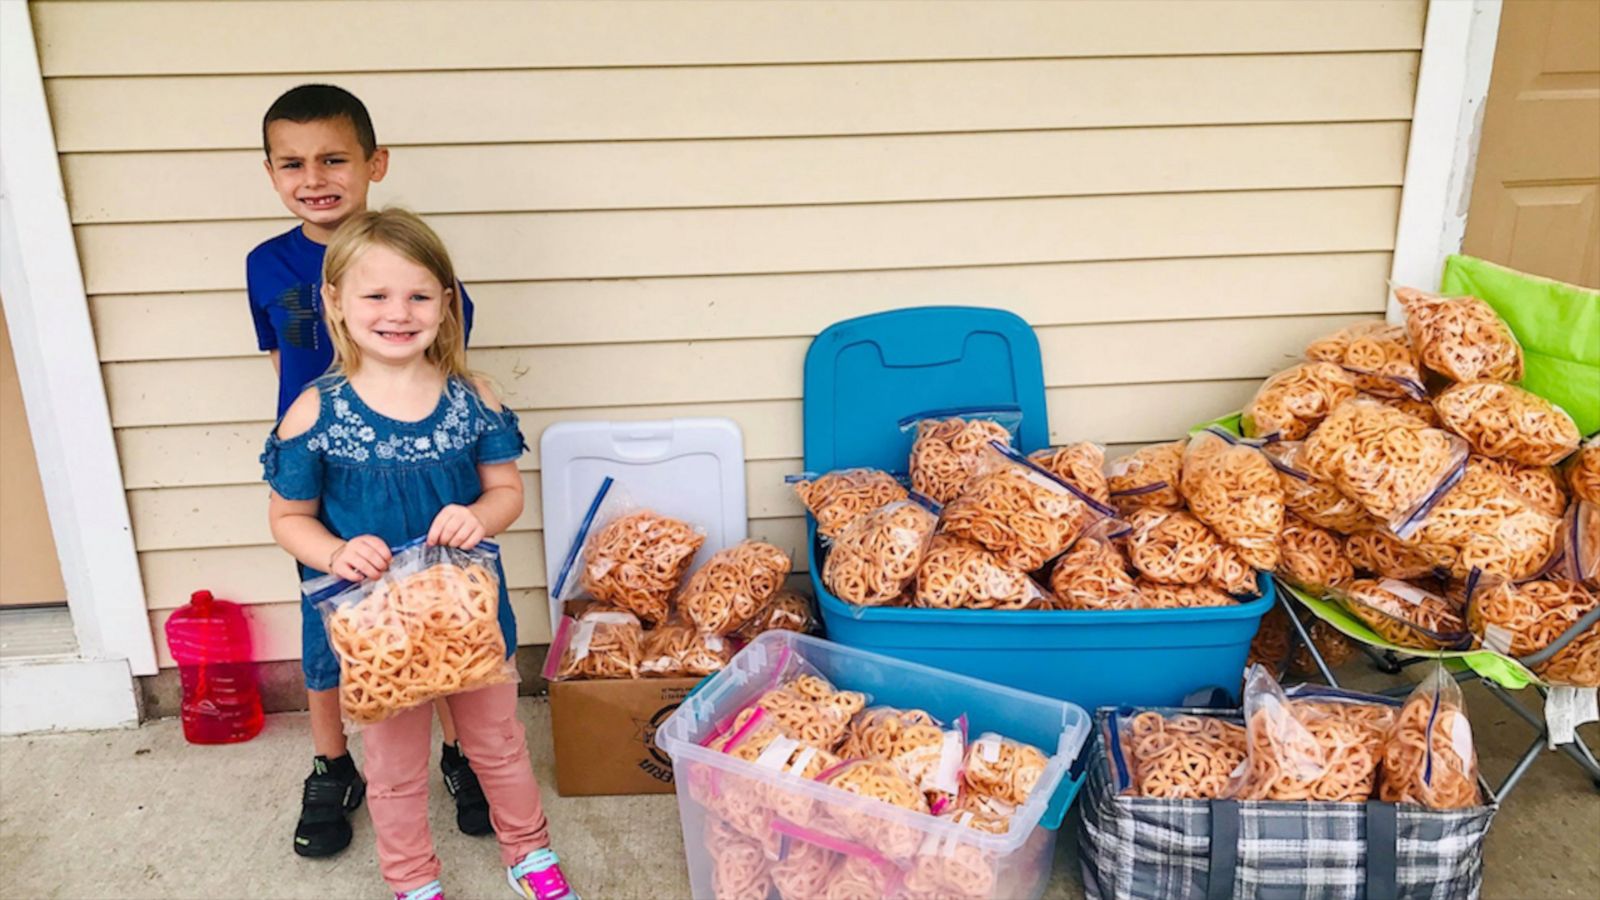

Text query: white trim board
(0, 2), (157, 676)
(1388, 0), (1504, 319)
(0, 658), (140, 736)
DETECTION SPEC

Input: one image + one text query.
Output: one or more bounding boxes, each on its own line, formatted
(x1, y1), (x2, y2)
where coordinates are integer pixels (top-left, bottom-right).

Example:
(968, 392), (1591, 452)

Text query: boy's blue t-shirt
(246, 225), (476, 418)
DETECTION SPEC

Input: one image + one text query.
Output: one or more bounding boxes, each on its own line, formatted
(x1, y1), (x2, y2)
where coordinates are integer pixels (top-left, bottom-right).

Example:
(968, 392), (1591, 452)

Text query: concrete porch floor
(2, 680), (1598, 899)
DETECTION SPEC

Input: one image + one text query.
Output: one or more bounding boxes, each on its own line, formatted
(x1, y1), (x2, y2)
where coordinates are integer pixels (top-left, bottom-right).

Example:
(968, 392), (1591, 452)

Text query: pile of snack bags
(545, 480), (818, 683)
(687, 651), (1056, 900)
(789, 287), (1596, 687)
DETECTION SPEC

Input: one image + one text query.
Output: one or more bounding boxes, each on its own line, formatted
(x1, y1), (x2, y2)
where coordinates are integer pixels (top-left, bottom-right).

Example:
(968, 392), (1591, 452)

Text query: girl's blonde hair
(321, 207), (470, 379)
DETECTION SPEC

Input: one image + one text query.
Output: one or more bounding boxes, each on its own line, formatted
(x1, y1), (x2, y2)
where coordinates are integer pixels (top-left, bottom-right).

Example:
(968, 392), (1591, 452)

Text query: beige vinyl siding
(36, 0), (1424, 669)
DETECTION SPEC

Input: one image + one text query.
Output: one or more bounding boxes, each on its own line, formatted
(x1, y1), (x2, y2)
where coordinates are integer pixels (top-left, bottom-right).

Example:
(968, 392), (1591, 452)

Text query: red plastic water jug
(164, 590), (264, 744)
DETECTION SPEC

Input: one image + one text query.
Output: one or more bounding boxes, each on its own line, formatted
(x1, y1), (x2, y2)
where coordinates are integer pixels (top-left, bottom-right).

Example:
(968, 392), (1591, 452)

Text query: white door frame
(0, 1), (157, 679)
(1388, 0), (1504, 319)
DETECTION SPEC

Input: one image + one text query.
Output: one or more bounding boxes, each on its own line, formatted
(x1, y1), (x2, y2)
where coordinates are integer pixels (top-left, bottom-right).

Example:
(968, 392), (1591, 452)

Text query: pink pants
(363, 682), (550, 892)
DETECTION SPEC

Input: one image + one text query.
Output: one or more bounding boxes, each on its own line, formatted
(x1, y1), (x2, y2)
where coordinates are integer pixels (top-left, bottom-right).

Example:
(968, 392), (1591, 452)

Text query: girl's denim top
(261, 374), (528, 655)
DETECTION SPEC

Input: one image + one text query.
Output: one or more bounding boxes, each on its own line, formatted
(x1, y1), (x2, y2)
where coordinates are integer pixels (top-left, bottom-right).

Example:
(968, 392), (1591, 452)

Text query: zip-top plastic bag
(1225, 666), (1389, 802)
(1397, 456), (1563, 582)
(307, 539), (516, 730)
(1263, 440), (1375, 534)
(1132, 579), (1238, 610)
(1568, 436), (1600, 505)
(911, 534), (1049, 611)
(1106, 440), (1186, 513)
(900, 405), (1023, 504)
(1106, 708), (1247, 799)
(543, 606), (645, 681)
(1241, 361), (1359, 441)
(817, 758), (931, 859)
(676, 539), (792, 635)
(1433, 380), (1582, 467)
(1465, 575), (1597, 659)
(1275, 513), (1354, 594)
(1026, 442), (1111, 504)
(1380, 663), (1484, 809)
(837, 707), (966, 800)
(1180, 428), (1284, 570)
(550, 475), (705, 624)
(961, 732), (1050, 808)
(1333, 578), (1470, 651)
(941, 441), (1117, 572)
(1122, 507), (1221, 586)
(788, 467), (909, 541)
(732, 588), (818, 642)
(1300, 396), (1469, 533)
(1557, 501), (1599, 589)
(638, 620), (732, 678)
(1396, 286), (1525, 384)
(822, 494), (940, 610)
(1345, 526), (1441, 580)
(1303, 320), (1428, 399)
(1049, 524), (1140, 611)
(1476, 456), (1570, 517)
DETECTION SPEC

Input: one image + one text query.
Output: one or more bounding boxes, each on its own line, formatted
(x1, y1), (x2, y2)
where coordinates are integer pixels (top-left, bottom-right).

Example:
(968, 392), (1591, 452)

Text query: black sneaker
(293, 754), (365, 858)
(441, 742), (493, 836)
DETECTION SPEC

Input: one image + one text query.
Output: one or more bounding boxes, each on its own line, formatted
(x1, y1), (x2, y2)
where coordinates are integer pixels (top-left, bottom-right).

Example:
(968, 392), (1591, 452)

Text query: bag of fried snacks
(1304, 320), (1427, 400)
(1181, 428), (1285, 569)
(1133, 579), (1238, 609)
(705, 817), (773, 900)
(1397, 286), (1524, 384)
(1263, 441), (1375, 534)
(639, 620), (732, 678)
(1474, 457), (1569, 517)
(1380, 664), (1484, 809)
(1121, 507), (1218, 586)
(823, 495), (939, 609)
(817, 758), (931, 858)
(790, 468), (909, 540)
(1532, 611), (1600, 688)
(838, 707), (965, 799)
(1242, 362), (1359, 440)
(1049, 525), (1141, 610)
(912, 534), (1049, 611)
(1276, 513), (1355, 594)
(1556, 501), (1599, 589)
(551, 476), (705, 624)
(676, 539), (792, 635)
(1300, 397), (1469, 530)
(963, 733), (1050, 807)
(738, 659), (871, 750)
(1345, 526), (1441, 580)
(767, 832), (840, 900)
(1433, 381), (1582, 466)
(542, 605), (645, 682)
(1396, 457), (1563, 582)
(1106, 440), (1187, 513)
(1568, 437), (1600, 505)
(941, 442), (1117, 572)
(1027, 442), (1111, 504)
(900, 405), (1023, 504)
(1107, 709), (1246, 799)
(734, 588), (818, 641)
(1465, 575), (1598, 660)
(1333, 578), (1470, 650)
(308, 539), (517, 729)
(1225, 666), (1385, 802)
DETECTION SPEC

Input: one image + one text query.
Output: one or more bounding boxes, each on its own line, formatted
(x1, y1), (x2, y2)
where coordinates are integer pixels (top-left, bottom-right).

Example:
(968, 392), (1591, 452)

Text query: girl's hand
(429, 504), (487, 549)
(330, 535), (391, 581)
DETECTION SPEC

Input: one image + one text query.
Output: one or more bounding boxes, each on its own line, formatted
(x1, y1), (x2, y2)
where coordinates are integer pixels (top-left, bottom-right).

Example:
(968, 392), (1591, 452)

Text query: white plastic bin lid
(539, 417), (748, 632)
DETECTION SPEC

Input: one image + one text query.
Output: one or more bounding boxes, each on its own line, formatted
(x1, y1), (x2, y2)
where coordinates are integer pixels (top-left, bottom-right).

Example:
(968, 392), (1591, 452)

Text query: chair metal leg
(1482, 681), (1600, 787)
(1278, 592), (1340, 687)
(1497, 733), (1546, 798)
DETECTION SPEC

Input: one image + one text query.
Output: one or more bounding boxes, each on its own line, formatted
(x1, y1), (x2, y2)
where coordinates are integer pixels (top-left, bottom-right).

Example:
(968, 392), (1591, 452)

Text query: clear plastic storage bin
(655, 631), (1092, 900)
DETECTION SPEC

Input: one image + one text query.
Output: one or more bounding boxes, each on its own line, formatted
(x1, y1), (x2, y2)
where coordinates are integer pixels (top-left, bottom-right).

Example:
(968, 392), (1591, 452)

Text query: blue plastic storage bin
(656, 631), (1091, 900)
(804, 306), (1273, 710)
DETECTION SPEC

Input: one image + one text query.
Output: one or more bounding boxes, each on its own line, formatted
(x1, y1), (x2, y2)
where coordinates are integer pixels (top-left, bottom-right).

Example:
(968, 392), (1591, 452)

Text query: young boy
(249, 84), (489, 858)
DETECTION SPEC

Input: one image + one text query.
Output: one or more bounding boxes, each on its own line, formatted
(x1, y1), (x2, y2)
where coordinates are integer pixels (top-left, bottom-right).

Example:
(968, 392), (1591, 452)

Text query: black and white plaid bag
(1078, 708), (1496, 900)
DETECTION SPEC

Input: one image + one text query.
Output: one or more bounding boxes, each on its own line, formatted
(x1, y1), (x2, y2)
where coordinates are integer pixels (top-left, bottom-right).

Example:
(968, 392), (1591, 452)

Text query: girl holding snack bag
(263, 209), (575, 900)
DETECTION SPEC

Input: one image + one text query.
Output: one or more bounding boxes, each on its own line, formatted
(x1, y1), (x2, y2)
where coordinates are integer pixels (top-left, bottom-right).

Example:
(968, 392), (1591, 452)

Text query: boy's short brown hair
(262, 84), (377, 158)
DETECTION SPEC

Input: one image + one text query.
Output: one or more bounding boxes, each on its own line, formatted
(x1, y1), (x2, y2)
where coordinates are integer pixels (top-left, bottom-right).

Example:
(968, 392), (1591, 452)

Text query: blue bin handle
(1041, 769), (1086, 830)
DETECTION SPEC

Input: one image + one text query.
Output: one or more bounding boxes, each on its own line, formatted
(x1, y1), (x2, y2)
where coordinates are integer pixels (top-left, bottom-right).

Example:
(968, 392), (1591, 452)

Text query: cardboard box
(549, 676), (701, 796)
